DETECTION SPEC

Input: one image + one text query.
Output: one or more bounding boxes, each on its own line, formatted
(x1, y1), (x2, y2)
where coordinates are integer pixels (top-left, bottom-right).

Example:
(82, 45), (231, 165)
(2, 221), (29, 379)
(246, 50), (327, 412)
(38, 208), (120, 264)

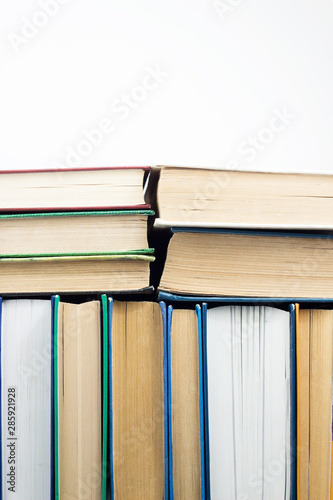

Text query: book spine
(160, 301), (169, 500)
(290, 303), (297, 500)
(101, 295), (108, 500)
(167, 305), (174, 500)
(108, 298), (114, 500)
(196, 305), (206, 500)
(201, 303), (210, 500)
(53, 295), (60, 500)
(50, 296), (56, 500)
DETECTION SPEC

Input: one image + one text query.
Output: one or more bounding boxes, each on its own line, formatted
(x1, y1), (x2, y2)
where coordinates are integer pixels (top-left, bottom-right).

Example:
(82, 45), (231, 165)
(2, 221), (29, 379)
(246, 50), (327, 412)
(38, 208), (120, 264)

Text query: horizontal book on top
(0, 166), (150, 212)
(147, 166), (333, 229)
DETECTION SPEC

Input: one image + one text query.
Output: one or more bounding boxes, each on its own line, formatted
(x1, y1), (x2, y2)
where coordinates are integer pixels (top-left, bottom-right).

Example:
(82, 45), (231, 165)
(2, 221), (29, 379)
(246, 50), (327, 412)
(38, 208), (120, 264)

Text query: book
(54, 295), (108, 500)
(0, 210), (153, 257)
(0, 298), (52, 499)
(203, 304), (293, 500)
(296, 306), (333, 499)
(0, 166), (150, 212)
(147, 166), (333, 229)
(109, 299), (168, 500)
(167, 305), (205, 500)
(159, 229), (333, 298)
(0, 254), (153, 294)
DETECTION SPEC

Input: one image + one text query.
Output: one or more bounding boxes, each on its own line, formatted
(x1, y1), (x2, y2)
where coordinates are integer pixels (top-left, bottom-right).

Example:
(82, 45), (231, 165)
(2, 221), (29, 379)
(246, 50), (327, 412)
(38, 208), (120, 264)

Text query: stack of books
(0, 166), (154, 293)
(0, 166), (156, 500)
(146, 165), (333, 499)
(1, 165), (333, 500)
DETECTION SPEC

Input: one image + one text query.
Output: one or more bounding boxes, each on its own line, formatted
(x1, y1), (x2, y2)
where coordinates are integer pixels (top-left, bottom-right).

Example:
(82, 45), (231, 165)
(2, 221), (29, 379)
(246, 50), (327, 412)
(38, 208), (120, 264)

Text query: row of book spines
(106, 300), (296, 500)
(0, 297), (298, 500)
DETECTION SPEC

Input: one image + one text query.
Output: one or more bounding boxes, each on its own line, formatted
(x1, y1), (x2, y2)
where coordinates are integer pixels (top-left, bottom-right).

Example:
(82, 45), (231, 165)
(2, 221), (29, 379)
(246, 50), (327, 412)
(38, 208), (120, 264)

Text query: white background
(0, 0), (332, 172)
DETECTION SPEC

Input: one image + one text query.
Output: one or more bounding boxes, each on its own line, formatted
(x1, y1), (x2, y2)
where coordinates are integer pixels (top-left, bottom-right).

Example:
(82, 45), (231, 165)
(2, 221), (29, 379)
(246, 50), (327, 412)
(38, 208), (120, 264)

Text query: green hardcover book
(0, 210), (154, 257)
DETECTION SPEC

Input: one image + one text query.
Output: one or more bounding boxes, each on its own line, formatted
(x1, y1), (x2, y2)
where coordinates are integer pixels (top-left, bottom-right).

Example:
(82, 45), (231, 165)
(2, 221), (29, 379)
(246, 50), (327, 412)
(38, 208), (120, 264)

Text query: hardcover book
(53, 295), (108, 500)
(0, 166), (150, 212)
(0, 298), (53, 500)
(109, 299), (168, 500)
(0, 210), (154, 257)
(202, 303), (295, 500)
(158, 229), (333, 299)
(167, 305), (205, 500)
(296, 306), (333, 499)
(147, 166), (333, 229)
(0, 254), (154, 294)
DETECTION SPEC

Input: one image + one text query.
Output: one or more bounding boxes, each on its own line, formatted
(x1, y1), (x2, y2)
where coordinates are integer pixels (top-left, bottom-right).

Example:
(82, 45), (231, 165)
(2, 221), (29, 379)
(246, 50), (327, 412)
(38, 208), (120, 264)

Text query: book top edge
(0, 166), (150, 174)
(152, 165), (333, 176)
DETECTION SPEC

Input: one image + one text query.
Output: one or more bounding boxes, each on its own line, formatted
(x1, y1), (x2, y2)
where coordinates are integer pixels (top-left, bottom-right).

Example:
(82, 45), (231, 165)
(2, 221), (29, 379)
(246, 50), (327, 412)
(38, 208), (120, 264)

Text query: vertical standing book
(53, 295), (108, 500)
(0, 298), (53, 500)
(203, 304), (294, 500)
(167, 305), (205, 500)
(109, 299), (168, 500)
(296, 306), (333, 500)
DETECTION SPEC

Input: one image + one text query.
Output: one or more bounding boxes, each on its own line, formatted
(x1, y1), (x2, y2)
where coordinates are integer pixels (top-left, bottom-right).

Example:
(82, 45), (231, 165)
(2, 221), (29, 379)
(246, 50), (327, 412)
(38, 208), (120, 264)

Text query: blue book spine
(53, 295), (60, 500)
(167, 305), (173, 500)
(289, 304), (297, 500)
(50, 296), (56, 500)
(201, 303), (210, 500)
(160, 301), (169, 500)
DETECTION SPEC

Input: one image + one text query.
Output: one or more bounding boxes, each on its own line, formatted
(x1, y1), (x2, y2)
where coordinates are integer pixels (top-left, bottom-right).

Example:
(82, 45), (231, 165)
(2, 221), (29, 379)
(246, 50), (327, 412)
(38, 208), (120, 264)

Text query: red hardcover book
(0, 166), (150, 212)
